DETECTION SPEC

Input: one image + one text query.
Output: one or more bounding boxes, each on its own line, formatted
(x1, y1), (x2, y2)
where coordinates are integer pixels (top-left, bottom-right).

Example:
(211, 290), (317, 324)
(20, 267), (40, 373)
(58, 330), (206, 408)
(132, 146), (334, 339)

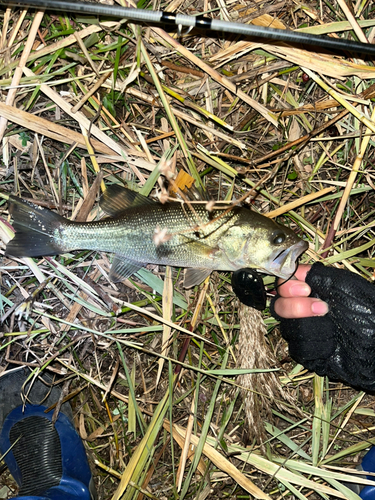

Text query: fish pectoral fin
(180, 236), (219, 258)
(183, 268), (212, 288)
(100, 184), (156, 216)
(109, 255), (143, 282)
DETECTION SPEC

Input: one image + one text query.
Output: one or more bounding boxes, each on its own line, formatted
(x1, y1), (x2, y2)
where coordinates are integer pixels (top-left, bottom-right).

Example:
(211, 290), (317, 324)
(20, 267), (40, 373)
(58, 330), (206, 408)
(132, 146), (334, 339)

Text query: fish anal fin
(109, 255), (142, 282)
(100, 184), (156, 216)
(183, 268), (212, 288)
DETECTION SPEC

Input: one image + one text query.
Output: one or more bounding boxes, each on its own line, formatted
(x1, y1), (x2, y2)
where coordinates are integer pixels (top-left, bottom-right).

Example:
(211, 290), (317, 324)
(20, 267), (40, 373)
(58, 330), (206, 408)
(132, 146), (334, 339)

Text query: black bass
(5, 185), (308, 288)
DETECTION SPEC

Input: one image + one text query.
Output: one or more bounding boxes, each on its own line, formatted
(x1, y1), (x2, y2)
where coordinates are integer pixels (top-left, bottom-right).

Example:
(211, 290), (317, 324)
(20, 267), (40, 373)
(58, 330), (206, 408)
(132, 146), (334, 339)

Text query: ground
(1, 0), (375, 499)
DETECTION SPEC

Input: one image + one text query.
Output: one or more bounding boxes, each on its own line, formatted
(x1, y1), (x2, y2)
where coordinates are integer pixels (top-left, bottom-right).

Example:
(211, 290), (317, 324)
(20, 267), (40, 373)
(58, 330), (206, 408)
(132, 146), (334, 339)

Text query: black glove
(270, 262), (375, 391)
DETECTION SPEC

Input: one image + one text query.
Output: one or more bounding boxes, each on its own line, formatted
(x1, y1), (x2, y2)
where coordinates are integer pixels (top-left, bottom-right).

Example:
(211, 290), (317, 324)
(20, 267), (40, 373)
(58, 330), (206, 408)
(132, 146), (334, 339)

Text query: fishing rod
(2, 0), (375, 56)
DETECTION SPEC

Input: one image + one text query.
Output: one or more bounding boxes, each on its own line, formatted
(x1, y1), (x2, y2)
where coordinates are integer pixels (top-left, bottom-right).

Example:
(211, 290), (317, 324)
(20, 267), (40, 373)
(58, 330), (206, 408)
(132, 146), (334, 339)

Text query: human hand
(271, 262), (375, 391)
(272, 264), (329, 319)
(232, 263), (375, 390)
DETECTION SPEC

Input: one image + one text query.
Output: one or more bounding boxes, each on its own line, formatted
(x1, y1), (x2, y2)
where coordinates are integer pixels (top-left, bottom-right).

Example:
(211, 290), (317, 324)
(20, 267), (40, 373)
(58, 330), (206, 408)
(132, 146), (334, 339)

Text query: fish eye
(272, 232), (286, 245)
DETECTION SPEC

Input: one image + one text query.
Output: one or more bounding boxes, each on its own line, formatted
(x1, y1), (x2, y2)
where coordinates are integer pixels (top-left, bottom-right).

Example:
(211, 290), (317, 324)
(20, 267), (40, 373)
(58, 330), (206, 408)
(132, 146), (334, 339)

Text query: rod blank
(1, 0), (375, 56)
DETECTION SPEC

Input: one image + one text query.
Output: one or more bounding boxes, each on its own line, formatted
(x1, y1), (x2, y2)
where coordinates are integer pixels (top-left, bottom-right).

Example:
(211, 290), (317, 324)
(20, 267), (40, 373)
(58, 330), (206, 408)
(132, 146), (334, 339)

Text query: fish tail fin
(6, 196), (68, 257)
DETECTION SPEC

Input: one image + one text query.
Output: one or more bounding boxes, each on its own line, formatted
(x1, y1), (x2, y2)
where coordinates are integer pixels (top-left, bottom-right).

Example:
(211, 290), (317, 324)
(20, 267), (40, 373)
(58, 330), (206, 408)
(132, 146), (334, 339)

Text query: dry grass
(1, 0), (375, 499)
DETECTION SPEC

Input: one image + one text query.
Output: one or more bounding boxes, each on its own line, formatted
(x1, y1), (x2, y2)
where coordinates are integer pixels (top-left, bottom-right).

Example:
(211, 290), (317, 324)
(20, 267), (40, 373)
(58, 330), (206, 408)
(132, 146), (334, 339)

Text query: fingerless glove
(271, 263), (375, 391)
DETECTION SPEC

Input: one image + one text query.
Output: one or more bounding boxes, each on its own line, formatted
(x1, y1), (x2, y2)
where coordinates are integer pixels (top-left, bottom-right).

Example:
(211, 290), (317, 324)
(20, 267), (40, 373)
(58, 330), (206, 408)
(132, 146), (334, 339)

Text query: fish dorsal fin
(109, 255), (143, 282)
(100, 184), (156, 216)
(183, 268), (212, 288)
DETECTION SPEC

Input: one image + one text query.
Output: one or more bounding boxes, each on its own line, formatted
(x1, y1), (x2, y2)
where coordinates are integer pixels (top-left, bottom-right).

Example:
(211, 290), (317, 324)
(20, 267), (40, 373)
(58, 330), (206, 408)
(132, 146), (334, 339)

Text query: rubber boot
(344, 447), (375, 499)
(357, 448), (375, 499)
(0, 366), (97, 500)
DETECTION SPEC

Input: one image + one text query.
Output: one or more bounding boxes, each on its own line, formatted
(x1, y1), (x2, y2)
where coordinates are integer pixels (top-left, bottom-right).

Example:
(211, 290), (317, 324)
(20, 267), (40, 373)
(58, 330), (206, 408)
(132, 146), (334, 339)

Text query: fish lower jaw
(266, 259), (298, 279)
(267, 241), (308, 279)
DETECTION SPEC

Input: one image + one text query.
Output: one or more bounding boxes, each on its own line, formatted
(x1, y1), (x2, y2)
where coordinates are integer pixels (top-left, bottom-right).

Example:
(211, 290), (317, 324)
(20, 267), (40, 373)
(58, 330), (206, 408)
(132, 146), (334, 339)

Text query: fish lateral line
(4, 187), (308, 287)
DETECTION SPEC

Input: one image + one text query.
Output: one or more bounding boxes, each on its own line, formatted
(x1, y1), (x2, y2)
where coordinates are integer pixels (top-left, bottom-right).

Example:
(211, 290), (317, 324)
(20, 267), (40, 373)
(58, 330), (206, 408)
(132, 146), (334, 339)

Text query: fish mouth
(266, 239), (309, 279)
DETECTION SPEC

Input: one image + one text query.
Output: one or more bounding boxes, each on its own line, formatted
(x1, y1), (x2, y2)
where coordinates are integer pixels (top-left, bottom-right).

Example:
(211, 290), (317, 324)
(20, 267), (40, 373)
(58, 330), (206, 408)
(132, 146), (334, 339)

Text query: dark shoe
(0, 367), (97, 500)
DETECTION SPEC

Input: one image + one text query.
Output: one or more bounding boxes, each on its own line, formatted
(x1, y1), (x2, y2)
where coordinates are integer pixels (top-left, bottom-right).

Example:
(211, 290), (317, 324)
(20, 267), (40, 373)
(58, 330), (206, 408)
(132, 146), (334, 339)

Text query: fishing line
(2, 0), (375, 56)
(0, 2), (353, 294)
(274, 259), (301, 291)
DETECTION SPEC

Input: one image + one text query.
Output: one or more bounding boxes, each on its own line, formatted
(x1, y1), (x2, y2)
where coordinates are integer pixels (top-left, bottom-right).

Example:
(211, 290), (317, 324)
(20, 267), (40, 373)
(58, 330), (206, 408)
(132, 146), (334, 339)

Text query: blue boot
(358, 448), (375, 499)
(344, 447), (375, 499)
(0, 367), (97, 500)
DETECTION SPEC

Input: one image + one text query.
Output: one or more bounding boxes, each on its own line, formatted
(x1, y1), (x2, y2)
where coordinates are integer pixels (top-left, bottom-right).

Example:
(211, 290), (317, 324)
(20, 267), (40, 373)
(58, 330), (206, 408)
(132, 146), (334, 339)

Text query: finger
(276, 264), (312, 297)
(277, 279), (311, 298)
(273, 297), (329, 319)
(293, 264), (311, 282)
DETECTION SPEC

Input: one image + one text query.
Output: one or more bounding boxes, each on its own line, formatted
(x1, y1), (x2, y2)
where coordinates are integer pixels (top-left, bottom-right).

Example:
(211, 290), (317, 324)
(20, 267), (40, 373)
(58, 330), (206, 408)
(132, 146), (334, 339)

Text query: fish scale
(6, 185), (308, 288)
(59, 204), (243, 268)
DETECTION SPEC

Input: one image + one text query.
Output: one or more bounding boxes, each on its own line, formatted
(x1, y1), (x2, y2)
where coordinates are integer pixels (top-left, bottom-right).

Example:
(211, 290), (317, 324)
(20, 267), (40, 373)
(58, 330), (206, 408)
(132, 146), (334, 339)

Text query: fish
(5, 184), (308, 288)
